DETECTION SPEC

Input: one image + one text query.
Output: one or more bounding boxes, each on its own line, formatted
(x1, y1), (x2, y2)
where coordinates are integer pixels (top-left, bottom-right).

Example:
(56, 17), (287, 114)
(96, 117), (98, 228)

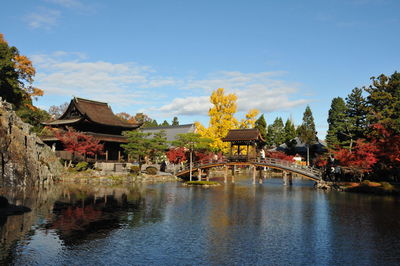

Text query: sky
(1, 0), (399, 138)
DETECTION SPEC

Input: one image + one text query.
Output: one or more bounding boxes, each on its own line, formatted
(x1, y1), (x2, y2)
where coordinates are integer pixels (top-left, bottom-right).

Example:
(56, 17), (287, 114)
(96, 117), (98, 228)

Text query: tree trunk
(189, 150), (193, 181)
(138, 155), (142, 173)
(349, 138), (354, 152)
(307, 145), (310, 166)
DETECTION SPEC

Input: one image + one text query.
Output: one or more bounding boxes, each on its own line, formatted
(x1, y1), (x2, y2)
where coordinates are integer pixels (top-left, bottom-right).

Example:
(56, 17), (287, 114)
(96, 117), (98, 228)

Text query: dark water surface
(1, 176), (400, 265)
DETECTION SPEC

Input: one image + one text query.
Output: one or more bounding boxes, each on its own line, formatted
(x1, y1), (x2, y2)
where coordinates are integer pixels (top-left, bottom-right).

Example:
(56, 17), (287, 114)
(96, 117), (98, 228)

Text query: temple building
(41, 97), (141, 161)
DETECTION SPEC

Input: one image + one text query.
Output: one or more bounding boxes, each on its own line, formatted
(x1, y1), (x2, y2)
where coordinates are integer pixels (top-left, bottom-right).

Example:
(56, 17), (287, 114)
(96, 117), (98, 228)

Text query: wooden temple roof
(222, 128), (265, 142)
(43, 97), (141, 129)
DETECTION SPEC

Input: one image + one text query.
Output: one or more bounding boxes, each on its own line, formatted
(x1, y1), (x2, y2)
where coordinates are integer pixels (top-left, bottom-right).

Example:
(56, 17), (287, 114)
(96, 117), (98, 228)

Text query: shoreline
(316, 181), (400, 196)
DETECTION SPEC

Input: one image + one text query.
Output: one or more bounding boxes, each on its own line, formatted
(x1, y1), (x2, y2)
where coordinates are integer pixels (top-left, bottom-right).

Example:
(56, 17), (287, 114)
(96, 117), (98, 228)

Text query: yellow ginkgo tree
(195, 88), (260, 154)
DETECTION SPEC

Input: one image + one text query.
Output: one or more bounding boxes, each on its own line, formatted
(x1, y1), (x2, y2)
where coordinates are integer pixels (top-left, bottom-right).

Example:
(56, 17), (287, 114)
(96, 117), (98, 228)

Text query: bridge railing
(256, 158), (322, 177)
(178, 157), (322, 178)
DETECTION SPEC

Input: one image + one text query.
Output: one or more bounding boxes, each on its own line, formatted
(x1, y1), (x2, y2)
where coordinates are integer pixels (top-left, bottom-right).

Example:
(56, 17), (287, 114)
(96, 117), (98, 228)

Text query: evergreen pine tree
(255, 114), (267, 146)
(161, 120), (170, 126)
(172, 116), (179, 126)
(326, 97), (351, 149)
(284, 118), (297, 153)
(270, 117), (285, 147)
(346, 87), (368, 141)
(365, 72), (400, 133)
(298, 106), (317, 165)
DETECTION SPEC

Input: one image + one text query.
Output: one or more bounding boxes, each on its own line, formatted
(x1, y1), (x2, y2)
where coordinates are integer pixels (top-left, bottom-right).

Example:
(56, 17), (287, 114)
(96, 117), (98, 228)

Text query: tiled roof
(72, 98), (140, 128)
(222, 128), (264, 142)
(44, 97), (141, 129)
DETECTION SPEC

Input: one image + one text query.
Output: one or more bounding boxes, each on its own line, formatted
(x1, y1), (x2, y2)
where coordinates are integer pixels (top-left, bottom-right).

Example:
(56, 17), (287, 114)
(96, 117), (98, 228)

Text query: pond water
(1, 175), (400, 265)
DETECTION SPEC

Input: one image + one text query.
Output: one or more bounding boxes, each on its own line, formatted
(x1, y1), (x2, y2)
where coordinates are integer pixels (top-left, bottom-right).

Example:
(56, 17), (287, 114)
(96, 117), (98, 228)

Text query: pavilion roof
(43, 97), (141, 129)
(222, 128), (264, 142)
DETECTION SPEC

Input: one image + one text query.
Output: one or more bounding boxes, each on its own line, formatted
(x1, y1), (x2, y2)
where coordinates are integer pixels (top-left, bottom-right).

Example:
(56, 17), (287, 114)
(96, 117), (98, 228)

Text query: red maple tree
(55, 127), (104, 159)
(266, 151), (294, 162)
(166, 147), (186, 164)
(333, 139), (378, 173)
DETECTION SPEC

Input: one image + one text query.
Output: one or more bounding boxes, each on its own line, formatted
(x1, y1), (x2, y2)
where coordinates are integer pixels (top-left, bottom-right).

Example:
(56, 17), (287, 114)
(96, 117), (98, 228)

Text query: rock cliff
(0, 99), (62, 187)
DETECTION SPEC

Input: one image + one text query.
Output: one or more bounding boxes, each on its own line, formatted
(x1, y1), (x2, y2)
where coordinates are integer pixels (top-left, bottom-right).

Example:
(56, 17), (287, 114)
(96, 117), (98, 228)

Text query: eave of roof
(42, 117), (83, 126)
(41, 131), (128, 143)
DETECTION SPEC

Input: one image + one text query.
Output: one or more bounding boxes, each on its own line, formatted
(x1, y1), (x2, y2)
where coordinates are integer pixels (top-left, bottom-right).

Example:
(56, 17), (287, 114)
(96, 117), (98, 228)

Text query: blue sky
(1, 0), (399, 138)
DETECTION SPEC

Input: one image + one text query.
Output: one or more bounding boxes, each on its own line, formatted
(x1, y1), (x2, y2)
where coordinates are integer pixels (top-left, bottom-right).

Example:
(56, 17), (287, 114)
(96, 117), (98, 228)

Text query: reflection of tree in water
(47, 184), (166, 246)
(0, 185), (63, 265)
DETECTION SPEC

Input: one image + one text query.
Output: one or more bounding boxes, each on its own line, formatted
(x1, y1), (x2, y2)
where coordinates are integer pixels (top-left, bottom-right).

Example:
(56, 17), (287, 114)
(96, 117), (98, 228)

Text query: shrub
(75, 161), (89, 171)
(130, 165), (140, 175)
(145, 166), (158, 175)
(361, 180), (370, 186)
(380, 182), (394, 191)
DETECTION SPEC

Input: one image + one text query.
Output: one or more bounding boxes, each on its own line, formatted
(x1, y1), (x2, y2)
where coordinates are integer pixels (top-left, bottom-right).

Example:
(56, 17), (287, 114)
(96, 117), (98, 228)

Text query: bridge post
(224, 165), (228, 183)
(252, 165), (256, 184)
(198, 168), (202, 181)
(283, 171), (288, 185)
(288, 172), (293, 185)
(283, 171), (293, 186)
(258, 168), (263, 184)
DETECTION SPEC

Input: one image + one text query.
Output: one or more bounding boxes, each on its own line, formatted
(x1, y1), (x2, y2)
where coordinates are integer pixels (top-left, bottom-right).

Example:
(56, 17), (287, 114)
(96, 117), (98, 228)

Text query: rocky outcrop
(0, 99), (62, 187)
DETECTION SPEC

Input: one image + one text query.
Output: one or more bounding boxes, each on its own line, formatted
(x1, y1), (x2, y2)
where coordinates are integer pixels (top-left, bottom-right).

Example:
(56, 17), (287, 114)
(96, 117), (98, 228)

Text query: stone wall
(0, 99), (62, 187)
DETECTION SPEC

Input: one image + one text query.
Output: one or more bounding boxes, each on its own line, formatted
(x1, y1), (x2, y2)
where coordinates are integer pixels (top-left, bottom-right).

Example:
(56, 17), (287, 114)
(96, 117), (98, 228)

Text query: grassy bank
(342, 180), (400, 195)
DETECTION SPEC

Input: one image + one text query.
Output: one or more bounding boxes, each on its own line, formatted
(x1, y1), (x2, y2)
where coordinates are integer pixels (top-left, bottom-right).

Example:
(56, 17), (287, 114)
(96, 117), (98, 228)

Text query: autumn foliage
(265, 151), (294, 162)
(55, 128), (104, 157)
(166, 147), (186, 164)
(333, 139), (378, 173)
(332, 123), (400, 176)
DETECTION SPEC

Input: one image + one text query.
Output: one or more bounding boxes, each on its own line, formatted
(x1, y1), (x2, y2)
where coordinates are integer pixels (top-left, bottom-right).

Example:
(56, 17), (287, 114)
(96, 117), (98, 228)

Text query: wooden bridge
(175, 157), (323, 183)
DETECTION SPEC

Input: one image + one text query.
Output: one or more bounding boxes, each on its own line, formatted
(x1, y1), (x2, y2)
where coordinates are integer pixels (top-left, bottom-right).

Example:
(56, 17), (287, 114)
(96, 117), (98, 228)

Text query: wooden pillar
(230, 145), (233, 157)
(237, 145), (240, 156)
(198, 168), (202, 181)
(283, 171), (292, 186)
(206, 171), (209, 182)
(252, 165), (256, 184)
(118, 151), (121, 162)
(224, 165), (228, 183)
(259, 168), (263, 184)
(95, 154), (98, 161)
(288, 172), (293, 185)
(105, 150), (108, 162)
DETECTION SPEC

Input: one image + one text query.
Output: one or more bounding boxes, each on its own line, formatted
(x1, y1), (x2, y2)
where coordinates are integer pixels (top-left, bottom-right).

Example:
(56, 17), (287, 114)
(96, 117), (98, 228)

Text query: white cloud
(32, 52), (311, 117)
(159, 71), (310, 116)
(32, 52), (176, 106)
(159, 96), (211, 116)
(25, 8), (60, 30)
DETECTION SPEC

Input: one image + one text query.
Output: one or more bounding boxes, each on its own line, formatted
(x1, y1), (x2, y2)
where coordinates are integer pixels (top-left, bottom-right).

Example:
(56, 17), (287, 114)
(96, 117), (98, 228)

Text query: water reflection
(1, 177), (400, 265)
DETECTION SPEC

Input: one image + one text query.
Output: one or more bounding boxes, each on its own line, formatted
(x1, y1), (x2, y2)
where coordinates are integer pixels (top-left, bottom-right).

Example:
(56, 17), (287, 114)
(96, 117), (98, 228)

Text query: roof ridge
(74, 97), (108, 105)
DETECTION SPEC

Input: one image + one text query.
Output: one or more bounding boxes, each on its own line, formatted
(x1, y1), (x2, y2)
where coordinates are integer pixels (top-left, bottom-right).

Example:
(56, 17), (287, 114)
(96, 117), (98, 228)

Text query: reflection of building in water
(47, 184), (166, 246)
